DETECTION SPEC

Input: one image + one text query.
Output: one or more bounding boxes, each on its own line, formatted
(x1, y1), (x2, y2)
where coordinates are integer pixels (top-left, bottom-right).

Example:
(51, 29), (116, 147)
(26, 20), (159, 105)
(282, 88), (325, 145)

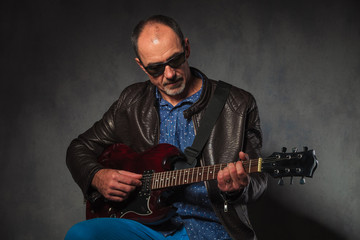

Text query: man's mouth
(163, 78), (183, 87)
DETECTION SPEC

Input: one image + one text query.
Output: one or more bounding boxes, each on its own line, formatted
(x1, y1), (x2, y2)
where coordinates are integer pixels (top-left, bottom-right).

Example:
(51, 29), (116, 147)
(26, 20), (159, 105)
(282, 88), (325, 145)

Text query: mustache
(163, 77), (183, 86)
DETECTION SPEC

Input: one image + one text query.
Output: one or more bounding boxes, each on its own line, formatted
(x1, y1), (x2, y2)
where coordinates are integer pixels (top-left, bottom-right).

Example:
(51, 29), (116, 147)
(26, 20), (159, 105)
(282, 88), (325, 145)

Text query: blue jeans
(65, 218), (189, 240)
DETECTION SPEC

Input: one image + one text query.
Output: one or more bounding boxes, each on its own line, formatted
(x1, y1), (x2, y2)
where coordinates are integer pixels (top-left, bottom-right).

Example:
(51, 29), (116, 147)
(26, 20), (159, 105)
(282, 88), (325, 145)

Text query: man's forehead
(137, 23), (183, 63)
(143, 24), (161, 43)
(140, 24), (181, 45)
(152, 38), (160, 44)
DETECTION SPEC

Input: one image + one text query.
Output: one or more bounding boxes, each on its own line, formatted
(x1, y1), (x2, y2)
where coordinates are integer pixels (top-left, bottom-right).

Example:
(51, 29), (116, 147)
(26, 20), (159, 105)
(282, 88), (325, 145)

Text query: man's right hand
(91, 169), (143, 202)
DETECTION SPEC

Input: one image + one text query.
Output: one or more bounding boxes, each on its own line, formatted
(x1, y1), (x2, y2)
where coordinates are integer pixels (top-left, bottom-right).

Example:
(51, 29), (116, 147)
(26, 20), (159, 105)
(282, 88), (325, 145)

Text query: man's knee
(65, 221), (96, 240)
(64, 218), (157, 240)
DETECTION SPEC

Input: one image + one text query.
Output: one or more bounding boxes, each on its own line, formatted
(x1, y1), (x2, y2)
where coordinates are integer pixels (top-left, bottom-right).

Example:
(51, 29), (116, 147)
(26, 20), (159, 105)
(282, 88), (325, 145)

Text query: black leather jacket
(66, 67), (267, 240)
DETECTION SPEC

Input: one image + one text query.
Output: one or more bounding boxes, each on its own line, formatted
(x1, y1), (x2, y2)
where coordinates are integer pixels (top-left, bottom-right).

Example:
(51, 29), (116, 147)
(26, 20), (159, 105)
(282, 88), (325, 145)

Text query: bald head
(131, 15), (185, 58)
(136, 23), (183, 65)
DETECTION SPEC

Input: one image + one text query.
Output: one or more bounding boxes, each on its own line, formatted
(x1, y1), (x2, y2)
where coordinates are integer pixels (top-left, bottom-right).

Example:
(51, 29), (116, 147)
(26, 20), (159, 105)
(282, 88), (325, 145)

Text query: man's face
(136, 23), (191, 99)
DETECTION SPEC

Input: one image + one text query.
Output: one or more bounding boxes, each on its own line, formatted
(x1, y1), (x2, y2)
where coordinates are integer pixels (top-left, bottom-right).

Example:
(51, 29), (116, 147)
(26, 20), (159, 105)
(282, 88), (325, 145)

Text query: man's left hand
(217, 151), (250, 193)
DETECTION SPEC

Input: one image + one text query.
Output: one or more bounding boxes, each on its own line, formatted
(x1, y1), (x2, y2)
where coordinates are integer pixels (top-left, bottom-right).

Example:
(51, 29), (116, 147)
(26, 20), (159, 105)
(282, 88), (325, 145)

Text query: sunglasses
(141, 51), (186, 77)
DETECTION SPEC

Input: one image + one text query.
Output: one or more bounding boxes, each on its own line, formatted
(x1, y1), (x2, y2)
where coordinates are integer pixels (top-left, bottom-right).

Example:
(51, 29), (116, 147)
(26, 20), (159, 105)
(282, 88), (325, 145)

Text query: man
(66, 15), (267, 240)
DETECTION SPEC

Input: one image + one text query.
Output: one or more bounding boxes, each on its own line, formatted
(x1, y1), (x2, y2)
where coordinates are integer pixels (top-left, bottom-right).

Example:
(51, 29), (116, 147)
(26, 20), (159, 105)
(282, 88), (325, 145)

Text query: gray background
(1, 0), (359, 239)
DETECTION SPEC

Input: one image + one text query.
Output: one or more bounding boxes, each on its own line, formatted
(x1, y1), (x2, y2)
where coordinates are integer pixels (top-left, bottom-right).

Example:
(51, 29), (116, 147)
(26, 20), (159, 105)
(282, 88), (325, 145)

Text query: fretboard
(151, 158), (262, 190)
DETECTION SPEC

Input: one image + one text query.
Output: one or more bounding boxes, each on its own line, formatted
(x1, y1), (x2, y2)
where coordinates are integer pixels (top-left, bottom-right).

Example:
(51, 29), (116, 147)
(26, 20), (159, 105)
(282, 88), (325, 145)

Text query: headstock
(262, 146), (318, 185)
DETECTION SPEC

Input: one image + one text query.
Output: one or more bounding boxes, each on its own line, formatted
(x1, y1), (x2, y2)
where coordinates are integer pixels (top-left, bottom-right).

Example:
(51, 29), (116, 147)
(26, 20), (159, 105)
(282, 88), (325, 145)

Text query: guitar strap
(180, 80), (232, 168)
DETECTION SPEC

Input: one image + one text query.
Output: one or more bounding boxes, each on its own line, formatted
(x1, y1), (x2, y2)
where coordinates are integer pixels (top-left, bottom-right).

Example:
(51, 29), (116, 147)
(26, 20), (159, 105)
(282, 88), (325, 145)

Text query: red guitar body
(86, 143), (185, 225)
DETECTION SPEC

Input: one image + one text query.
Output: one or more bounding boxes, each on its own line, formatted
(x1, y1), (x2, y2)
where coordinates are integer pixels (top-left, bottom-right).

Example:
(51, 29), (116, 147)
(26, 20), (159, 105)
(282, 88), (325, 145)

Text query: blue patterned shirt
(156, 75), (231, 240)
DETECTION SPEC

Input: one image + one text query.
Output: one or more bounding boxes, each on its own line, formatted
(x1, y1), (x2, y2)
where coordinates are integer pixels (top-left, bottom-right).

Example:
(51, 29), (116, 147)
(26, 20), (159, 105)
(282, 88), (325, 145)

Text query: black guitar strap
(181, 80), (232, 168)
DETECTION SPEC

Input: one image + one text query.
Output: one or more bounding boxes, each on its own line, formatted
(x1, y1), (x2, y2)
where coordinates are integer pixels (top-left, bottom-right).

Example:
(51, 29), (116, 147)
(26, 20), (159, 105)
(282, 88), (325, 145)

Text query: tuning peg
(300, 176), (306, 184)
(303, 146), (308, 151)
(292, 147), (298, 153)
(290, 176), (294, 185)
(278, 177), (284, 186)
(282, 147), (287, 153)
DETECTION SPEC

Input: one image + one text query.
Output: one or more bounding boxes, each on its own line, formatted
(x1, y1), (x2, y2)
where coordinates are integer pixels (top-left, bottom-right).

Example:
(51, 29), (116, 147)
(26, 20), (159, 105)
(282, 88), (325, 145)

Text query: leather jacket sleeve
(66, 81), (158, 200)
(219, 91), (268, 205)
(240, 96), (268, 204)
(66, 100), (120, 199)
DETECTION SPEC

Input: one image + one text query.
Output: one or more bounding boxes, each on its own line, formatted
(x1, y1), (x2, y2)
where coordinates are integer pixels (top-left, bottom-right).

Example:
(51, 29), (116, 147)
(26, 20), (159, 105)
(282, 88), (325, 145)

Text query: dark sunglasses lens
(146, 65), (165, 77)
(168, 53), (185, 68)
(145, 52), (185, 77)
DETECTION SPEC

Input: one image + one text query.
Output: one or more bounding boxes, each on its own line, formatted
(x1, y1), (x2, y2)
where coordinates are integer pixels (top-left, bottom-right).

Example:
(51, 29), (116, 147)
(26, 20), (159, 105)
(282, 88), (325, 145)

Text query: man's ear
(135, 58), (147, 74)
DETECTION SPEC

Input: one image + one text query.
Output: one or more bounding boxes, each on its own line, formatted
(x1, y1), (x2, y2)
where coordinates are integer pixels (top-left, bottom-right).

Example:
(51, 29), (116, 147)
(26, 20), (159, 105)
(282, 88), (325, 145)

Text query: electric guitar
(86, 143), (318, 224)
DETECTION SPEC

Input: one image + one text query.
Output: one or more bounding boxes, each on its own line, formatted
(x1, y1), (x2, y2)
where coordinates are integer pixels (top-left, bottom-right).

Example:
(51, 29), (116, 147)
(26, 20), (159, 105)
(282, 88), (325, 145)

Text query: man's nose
(164, 65), (176, 80)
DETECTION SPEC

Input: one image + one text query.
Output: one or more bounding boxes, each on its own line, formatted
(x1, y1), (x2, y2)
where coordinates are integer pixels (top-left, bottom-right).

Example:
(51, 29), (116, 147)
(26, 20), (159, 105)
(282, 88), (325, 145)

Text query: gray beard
(163, 79), (186, 96)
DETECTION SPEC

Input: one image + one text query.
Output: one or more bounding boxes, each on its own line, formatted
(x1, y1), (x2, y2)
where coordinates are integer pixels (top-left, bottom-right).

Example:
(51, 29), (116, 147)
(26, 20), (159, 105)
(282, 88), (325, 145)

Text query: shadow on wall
(248, 194), (344, 240)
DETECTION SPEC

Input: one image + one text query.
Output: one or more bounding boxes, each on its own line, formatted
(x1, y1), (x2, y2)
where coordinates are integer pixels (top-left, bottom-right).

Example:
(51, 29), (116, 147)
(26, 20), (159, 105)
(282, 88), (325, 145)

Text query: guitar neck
(150, 158), (262, 190)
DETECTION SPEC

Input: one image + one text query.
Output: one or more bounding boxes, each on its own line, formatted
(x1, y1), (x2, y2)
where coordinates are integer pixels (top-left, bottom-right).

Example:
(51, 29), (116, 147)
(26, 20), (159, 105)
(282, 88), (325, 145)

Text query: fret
(248, 159), (251, 173)
(156, 173), (161, 188)
(163, 171), (166, 187)
(181, 169), (186, 184)
(178, 170), (181, 185)
(159, 172), (163, 188)
(162, 171), (166, 188)
(157, 172), (160, 188)
(165, 171), (170, 187)
(177, 170), (180, 185)
(206, 166), (210, 181)
(201, 166), (204, 181)
(157, 172), (161, 188)
(184, 170), (187, 184)
(180, 169), (184, 185)
(186, 169), (190, 184)
(176, 171), (179, 186)
(154, 173), (159, 189)
(177, 169), (179, 185)
(168, 171), (172, 187)
(183, 169), (186, 185)
(191, 167), (194, 183)
(171, 171), (177, 186)
(183, 169), (187, 184)
(196, 168), (200, 182)
(155, 172), (159, 189)
(184, 169), (188, 184)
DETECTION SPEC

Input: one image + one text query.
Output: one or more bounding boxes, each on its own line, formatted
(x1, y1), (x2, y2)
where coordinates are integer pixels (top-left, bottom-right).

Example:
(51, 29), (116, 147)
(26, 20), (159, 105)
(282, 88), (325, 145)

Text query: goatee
(163, 78), (186, 96)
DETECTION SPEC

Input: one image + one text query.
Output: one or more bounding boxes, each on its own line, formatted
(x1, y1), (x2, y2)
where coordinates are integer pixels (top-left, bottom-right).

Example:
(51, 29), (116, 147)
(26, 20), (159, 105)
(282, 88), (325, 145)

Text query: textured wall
(1, 0), (359, 239)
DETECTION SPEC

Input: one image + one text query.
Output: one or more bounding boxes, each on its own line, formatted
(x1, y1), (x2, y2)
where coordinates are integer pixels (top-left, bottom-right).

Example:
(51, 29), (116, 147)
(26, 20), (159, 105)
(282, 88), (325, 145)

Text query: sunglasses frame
(140, 51), (186, 77)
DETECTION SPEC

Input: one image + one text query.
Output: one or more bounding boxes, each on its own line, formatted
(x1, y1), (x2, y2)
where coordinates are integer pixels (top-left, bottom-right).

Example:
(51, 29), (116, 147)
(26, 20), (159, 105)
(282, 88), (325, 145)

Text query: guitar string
(141, 157), (297, 180)
(141, 156), (304, 189)
(142, 157), (295, 178)
(146, 159), (304, 189)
